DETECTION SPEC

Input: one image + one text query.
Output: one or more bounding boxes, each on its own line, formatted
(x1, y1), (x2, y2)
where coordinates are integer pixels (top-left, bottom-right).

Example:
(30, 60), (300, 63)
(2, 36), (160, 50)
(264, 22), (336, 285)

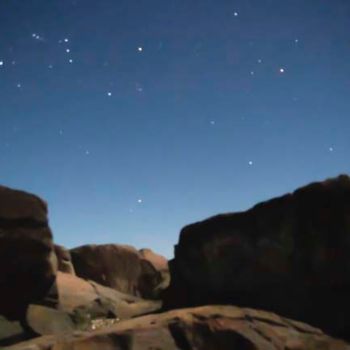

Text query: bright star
(234, 11), (239, 16)
(138, 47), (143, 52)
(137, 199), (143, 203)
(279, 68), (285, 73)
(248, 161), (253, 166)
(107, 92), (112, 96)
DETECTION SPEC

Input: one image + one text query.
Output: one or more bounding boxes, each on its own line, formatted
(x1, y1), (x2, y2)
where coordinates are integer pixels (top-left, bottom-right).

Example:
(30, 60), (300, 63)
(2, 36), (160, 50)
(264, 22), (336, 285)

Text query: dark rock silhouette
(1, 176), (350, 349)
(70, 244), (169, 299)
(164, 174), (350, 340)
(0, 185), (57, 321)
(7, 305), (350, 350)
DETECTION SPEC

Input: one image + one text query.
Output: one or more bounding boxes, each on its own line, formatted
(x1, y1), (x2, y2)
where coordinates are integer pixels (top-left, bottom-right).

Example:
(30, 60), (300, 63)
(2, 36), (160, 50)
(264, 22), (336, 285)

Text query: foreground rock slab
(6, 305), (350, 350)
(164, 175), (350, 340)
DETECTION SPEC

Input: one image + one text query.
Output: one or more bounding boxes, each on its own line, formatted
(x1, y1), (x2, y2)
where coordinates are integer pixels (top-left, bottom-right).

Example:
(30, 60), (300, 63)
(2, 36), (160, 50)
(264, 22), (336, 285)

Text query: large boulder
(6, 305), (350, 350)
(0, 185), (57, 321)
(70, 244), (168, 299)
(164, 175), (350, 340)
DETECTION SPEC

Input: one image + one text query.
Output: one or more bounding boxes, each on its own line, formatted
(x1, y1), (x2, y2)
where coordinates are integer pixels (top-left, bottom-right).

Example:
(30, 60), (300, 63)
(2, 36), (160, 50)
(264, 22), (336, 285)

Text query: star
(295, 39), (299, 43)
(107, 92), (112, 96)
(66, 48), (70, 53)
(16, 83), (22, 88)
(68, 59), (73, 63)
(210, 120), (215, 125)
(250, 71), (255, 76)
(279, 68), (285, 74)
(258, 59), (262, 64)
(0, 61), (4, 66)
(329, 147), (334, 152)
(233, 11), (239, 17)
(85, 150), (90, 155)
(58, 129), (63, 135)
(64, 38), (69, 42)
(137, 47), (143, 52)
(137, 199), (143, 203)
(248, 161), (253, 166)
(48, 64), (54, 69)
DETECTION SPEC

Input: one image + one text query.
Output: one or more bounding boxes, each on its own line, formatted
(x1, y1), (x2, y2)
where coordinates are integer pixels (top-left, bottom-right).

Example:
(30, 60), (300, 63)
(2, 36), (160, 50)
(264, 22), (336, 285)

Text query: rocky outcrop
(54, 245), (75, 275)
(164, 175), (350, 340)
(0, 185), (57, 321)
(6, 305), (350, 350)
(57, 272), (161, 322)
(70, 244), (169, 299)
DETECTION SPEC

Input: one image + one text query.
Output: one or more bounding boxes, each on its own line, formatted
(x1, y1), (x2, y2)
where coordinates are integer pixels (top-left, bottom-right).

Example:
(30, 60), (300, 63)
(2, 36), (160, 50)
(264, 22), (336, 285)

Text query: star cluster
(0, 0), (349, 257)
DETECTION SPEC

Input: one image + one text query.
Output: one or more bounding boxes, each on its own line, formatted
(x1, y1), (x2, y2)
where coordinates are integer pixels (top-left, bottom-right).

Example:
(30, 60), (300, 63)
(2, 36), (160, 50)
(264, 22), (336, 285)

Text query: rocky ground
(1, 175), (350, 349)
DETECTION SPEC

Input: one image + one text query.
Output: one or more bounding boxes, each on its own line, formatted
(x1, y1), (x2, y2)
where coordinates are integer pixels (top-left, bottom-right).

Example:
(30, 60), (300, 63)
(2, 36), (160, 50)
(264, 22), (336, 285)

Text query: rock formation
(54, 245), (75, 275)
(6, 305), (350, 350)
(0, 185), (57, 321)
(164, 175), (350, 340)
(1, 176), (350, 349)
(70, 244), (169, 299)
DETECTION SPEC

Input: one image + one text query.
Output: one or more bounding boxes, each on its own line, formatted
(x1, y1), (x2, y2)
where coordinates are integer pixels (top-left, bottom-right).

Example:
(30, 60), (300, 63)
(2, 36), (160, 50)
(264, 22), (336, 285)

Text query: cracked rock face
(164, 175), (350, 340)
(7, 305), (350, 350)
(0, 185), (57, 321)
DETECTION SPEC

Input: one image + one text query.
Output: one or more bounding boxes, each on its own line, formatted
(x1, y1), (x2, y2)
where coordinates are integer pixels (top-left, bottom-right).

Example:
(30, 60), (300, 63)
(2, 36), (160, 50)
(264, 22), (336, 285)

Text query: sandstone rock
(54, 245), (75, 275)
(6, 305), (350, 350)
(57, 272), (161, 323)
(0, 185), (57, 321)
(70, 244), (168, 299)
(164, 175), (350, 340)
(0, 316), (27, 347)
(139, 248), (170, 295)
(26, 305), (75, 336)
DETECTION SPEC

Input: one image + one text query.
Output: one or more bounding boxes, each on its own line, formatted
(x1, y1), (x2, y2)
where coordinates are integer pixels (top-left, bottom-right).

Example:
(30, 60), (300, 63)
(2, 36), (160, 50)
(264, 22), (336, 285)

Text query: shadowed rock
(54, 245), (75, 275)
(70, 244), (168, 299)
(57, 272), (161, 322)
(0, 185), (57, 321)
(6, 305), (350, 350)
(164, 175), (350, 340)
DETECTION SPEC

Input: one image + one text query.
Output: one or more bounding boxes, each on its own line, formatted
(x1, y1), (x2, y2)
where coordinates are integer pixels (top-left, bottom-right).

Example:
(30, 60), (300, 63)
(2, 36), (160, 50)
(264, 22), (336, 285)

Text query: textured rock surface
(0, 185), (57, 321)
(54, 245), (75, 275)
(57, 272), (161, 323)
(164, 175), (350, 340)
(6, 305), (350, 350)
(71, 244), (168, 299)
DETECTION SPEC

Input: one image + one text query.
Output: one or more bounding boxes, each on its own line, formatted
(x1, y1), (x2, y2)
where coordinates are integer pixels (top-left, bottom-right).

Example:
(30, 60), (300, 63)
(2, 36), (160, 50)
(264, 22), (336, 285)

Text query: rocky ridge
(1, 175), (350, 349)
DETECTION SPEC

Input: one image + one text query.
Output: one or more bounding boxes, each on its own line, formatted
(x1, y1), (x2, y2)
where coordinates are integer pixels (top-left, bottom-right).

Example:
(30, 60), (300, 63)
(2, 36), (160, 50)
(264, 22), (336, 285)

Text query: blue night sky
(0, 1), (349, 257)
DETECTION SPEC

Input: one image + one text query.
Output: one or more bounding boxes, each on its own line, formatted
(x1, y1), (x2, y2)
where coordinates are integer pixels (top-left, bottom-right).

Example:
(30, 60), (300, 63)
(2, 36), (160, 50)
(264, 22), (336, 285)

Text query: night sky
(1, 1), (350, 257)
